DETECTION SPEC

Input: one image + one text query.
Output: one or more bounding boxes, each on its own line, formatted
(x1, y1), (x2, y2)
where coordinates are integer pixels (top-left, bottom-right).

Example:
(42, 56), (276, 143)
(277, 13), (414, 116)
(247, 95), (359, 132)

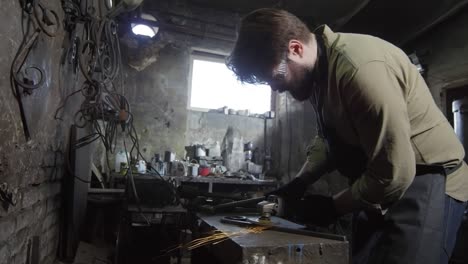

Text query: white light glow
(190, 59), (271, 114)
(132, 24), (156, 37)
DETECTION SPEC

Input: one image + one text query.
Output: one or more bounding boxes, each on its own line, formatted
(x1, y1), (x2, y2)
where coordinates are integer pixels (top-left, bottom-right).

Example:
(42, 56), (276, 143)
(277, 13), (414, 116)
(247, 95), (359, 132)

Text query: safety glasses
(270, 55), (288, 83)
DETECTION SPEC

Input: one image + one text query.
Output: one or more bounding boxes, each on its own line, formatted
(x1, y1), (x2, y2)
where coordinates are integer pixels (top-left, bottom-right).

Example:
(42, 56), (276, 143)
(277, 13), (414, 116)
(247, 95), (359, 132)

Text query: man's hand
(294, 194), (337, 227)
(333, 188), (363, 215)
(267, 177), (308, 201)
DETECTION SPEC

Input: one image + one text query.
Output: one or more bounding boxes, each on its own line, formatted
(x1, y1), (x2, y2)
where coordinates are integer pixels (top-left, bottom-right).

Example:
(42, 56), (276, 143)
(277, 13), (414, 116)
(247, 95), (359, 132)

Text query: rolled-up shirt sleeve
(306, 136), (334, 171)
(343, 61), (416, 207)
(297, 136), (335, 184)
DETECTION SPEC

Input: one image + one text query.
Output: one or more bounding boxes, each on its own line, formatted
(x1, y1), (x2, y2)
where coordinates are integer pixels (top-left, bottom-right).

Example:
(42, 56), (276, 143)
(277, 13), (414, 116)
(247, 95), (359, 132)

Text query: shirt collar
(314, 25), (339, 48)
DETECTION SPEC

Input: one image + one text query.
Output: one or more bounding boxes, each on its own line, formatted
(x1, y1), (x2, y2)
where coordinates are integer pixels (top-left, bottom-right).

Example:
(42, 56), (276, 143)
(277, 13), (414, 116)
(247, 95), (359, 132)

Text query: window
(189, 53), (271, 114)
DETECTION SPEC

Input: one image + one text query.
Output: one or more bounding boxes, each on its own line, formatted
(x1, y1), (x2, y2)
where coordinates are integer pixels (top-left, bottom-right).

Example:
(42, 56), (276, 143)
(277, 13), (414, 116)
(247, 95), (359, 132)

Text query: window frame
(188, 50), (227, 112)
(187, 49), (272, 114)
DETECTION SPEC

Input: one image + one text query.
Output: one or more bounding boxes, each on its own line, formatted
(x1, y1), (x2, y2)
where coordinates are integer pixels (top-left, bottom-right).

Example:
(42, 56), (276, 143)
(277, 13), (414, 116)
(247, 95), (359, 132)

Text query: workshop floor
(53, 241), (192, 264)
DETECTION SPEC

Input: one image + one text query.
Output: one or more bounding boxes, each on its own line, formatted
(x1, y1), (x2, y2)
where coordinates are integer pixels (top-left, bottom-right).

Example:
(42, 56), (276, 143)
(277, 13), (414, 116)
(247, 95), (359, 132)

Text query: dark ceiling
(187, 0), (468, 46)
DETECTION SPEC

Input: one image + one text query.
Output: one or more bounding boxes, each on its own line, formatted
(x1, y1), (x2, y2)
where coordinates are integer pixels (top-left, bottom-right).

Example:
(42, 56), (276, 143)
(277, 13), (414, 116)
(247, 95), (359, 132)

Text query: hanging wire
(57, 1), (129, 155)
(57, 1), (181, 208)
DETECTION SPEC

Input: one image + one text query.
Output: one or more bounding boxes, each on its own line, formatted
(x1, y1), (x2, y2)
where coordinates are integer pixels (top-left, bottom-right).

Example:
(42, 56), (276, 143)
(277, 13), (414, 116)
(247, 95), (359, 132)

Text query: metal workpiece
(193, 215), (349, 264)
(213, 197), (267, 211)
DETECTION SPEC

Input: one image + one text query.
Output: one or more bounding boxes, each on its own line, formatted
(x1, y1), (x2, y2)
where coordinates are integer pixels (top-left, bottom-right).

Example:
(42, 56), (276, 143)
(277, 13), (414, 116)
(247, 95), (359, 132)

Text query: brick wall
(0, 0), (81, 263)
(0, 184), (62, 263)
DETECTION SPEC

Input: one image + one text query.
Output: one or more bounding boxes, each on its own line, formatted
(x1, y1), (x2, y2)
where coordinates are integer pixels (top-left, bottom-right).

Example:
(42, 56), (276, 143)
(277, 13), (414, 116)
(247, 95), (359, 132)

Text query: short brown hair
(226, 8), (312, 84)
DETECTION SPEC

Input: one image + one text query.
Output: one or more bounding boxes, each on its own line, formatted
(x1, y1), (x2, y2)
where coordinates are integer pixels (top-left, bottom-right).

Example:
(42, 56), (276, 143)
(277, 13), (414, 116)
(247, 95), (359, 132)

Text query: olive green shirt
(303, 25), (468, 206)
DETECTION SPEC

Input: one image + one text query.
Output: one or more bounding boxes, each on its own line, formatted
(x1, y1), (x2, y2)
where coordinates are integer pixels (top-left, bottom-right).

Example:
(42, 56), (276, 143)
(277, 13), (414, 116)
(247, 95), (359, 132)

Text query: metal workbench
(112, 173), (278, 193)
(167, 176), (277, 193)
(192, 214), (349, 264)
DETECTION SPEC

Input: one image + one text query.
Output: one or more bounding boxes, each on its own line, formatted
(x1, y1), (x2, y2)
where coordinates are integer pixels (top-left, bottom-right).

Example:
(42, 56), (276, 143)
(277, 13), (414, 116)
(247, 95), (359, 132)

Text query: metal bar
(88, 188), (125, 194)
(91, 163), (105, 188)
(160, 22), (236, 42)
(398, 0), (468, 46)
(212, 196), (266, 211)
(15, 86), (31, 141)
(145, 9), (237, 31)
(220, 217), (347, 242)
(28, 236), (40, 264)
(333, 0), (372, 30)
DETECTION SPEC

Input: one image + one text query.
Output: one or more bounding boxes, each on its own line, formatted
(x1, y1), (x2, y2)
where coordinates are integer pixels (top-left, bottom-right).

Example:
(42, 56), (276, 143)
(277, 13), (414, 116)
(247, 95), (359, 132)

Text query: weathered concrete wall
(405, 6), (468, 115)
(186, 111), (272, 150)
(186, 111), (273, 170)
(121, 44), (192, 160)
(0, 0), (78, 263)
(118, 0), (269, 168)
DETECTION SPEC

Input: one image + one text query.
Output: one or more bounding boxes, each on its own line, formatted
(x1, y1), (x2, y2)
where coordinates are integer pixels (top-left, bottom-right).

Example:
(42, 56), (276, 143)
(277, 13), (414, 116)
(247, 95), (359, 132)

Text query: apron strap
(415, 162), (463, 176)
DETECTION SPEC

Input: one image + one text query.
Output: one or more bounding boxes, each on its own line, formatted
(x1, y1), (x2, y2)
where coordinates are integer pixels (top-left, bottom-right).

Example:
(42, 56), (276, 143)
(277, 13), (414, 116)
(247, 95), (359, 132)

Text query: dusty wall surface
(405, 7), (468, 115)
(116, 0), (270, 172)
(0, 0), (81, 263)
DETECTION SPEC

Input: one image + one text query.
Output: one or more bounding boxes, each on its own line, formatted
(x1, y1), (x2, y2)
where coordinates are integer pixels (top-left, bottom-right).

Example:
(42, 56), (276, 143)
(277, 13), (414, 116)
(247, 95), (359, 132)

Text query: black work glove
(292, 195), (337, 227)
(267, 177), (308, 201)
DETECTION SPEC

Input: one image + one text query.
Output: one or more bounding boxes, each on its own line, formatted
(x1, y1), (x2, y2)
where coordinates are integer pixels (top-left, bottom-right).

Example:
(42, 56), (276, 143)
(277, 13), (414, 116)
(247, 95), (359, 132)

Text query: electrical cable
(69, 15), (129, 153)
(55, 1), (181, 209)
(124, 138), (150, 225)
(74, 133), (101, 149)
(64, 140), (93, 184)
(54, 89), (82, 120)
(122, 113), (180, 205)
(62, 133), (105, 187)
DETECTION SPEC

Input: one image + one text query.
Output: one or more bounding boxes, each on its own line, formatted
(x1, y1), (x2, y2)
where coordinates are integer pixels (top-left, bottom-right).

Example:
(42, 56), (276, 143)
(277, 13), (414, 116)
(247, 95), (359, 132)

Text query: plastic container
(210, 141), (221, 157)
(199, 166), (210, 176)
(195, 145), (206, 157)
(115, 151), (129, 172)
(136, 160), (146, 174)
(191, 164), (199, 176)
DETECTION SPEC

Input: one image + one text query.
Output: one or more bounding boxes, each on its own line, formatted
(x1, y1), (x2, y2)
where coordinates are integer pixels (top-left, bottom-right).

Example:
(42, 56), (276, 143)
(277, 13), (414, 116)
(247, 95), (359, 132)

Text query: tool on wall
(10, 0), (60, 141)
(55, 0), (147, 154)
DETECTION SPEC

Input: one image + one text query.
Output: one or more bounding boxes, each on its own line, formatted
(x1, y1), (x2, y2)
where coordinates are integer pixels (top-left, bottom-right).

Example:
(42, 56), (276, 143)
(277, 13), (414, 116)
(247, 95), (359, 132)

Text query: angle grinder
(256, 195), (285, 224)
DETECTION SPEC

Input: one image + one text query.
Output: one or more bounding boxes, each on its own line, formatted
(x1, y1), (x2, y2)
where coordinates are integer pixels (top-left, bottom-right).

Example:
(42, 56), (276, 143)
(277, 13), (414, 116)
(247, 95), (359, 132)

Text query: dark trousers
(352, 173), (467, 264)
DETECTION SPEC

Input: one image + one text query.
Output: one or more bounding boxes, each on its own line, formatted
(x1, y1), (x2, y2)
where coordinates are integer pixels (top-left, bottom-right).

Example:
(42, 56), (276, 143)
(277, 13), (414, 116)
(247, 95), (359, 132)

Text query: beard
(285, 61), (317, 101)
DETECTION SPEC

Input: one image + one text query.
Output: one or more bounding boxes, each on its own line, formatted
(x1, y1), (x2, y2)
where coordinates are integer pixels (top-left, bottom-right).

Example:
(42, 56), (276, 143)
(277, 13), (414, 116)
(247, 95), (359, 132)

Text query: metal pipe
(333, 0), (372, 30)
(398, 0), (468, 46)
(212, 196), (266, 211)
(160, 22), (236, 42)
